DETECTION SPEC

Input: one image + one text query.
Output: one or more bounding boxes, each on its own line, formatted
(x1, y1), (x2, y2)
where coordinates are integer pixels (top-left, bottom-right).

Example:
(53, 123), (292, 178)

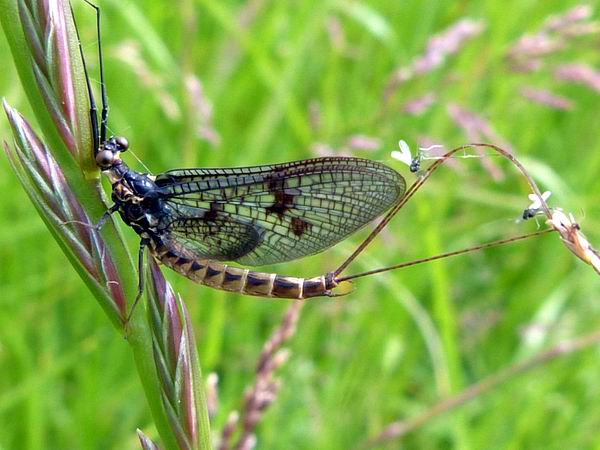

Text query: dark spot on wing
(203, 201), (220, 221)
(266, 190), (296, 219)
(265, 175), (296, 219)
(266, 174), (283, 192)
(291, 217), (312, 237)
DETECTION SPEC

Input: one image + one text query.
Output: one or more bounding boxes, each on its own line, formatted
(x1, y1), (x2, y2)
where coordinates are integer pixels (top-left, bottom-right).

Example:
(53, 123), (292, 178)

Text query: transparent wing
(160, 216), (262, 261)
(154, 157), (405, 266)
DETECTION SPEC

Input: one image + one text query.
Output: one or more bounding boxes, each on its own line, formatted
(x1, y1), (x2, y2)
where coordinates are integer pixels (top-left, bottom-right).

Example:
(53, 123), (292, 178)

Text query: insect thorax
(104, 162), (164, 236)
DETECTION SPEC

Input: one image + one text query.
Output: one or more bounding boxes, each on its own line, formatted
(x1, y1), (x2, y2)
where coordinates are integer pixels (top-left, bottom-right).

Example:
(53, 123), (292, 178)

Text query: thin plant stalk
(362, 326), (600, 448)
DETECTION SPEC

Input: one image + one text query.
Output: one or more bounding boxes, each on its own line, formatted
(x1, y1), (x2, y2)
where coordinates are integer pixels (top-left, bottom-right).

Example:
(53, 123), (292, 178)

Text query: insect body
(79, 3), (549, 319)
(96, 137), (405, 299)
(77, 3), (550, 320)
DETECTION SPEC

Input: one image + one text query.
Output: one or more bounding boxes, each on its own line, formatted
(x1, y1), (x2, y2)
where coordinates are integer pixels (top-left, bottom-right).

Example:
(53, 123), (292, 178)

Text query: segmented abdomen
(150, 241), (335, 299)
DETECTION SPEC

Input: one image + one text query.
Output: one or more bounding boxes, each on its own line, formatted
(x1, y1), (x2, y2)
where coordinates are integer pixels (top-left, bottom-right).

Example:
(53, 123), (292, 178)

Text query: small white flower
(391, 140), (413, 166)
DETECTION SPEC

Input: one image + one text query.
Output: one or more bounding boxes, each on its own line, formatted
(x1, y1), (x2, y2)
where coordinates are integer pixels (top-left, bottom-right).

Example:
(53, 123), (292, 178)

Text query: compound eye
(114, 136), (129, 152)
(95, 149), (114, 168)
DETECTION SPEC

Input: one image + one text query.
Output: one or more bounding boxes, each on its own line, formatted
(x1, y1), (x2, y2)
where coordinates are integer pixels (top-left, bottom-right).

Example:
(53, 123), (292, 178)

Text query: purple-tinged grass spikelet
(184, 75), (220, 147)
(146, 258), (211, 450)
(237, 435), (257, 450)
(446, 104), (513, 181)
(310, 134), (380, 159)
(520, 87), (573, 111)
(3, 101), (127, 322)
(554, 63), (600, 93)
(542, 4), (598, 36)
(308, 100), (321, 132)
(412, 19), (485, 75)
(384, 19), (485, 99)
(219, 301), (303, 450)
(137, 429), (162, 450)
(346, 135), (381, 152)
(206, 373), (219, 419)
(218, 412), (239, 450)
(3, 2), (210, 447)
(506, 4), (599, 72)
(326, 16), (346, 53)
(403, 93), (437, 116)
(18, 0), (80, 157)
(506, 34), (565, 70)
(311, 142), (340, 157)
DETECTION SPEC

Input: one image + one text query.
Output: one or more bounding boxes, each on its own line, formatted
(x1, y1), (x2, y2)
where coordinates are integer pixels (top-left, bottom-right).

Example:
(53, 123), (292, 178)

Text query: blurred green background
(2, 0), (600, 448)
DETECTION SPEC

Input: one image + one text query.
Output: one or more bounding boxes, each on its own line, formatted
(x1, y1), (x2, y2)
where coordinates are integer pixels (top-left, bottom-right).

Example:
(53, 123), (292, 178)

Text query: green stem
(0, 1), (186, 447)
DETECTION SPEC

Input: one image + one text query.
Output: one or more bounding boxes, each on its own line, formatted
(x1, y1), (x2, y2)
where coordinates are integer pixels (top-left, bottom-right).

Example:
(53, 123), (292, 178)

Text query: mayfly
(77, 3), (547, 316)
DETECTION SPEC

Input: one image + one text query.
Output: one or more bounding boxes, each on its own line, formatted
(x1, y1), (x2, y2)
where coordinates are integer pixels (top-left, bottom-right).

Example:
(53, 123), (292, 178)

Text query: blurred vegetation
(2, 0), (600, 449)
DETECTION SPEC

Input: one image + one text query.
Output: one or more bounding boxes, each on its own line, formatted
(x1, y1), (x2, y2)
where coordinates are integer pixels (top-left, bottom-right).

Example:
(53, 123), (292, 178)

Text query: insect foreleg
(59, 204), (119, 230)
(71, 1), (99, 153)
(81, 0), (109, 144)
(93, 204), (119, 230)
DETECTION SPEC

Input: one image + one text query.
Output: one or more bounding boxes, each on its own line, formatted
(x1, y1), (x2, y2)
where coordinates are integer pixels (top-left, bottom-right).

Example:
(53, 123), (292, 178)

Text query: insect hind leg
(125, 238), (149, 327)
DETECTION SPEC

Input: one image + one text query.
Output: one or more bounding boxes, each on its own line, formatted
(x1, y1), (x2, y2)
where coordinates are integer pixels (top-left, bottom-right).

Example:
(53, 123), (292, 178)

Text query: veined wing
(154, 157), (405, 266)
